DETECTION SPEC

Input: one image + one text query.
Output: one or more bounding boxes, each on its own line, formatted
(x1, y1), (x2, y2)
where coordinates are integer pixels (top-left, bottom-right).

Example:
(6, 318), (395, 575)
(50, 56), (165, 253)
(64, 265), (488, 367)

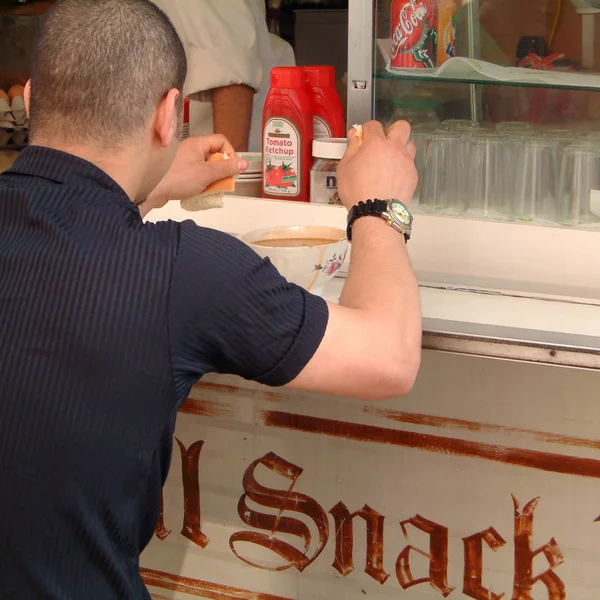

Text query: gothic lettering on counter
(462, 527), (506, 600)
(329, 502), (389, 584)
(176, 439), (209, 549)
(229, 452), (329, 571)
(396, 515), (454, 596)
(512, 497), (565, 600)
(155, 445), (571, 598)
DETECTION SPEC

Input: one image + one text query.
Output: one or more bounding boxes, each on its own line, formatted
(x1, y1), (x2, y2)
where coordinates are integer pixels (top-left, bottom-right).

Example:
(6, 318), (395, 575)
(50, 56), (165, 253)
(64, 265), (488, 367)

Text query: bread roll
(353, 124), (364, 145)
(180, 152), (235, 212)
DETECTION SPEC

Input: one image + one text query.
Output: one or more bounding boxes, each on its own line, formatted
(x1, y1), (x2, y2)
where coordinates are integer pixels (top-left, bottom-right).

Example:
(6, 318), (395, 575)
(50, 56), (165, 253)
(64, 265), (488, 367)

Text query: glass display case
(347, 0), (600, 363)
(350, 0), (600, 228)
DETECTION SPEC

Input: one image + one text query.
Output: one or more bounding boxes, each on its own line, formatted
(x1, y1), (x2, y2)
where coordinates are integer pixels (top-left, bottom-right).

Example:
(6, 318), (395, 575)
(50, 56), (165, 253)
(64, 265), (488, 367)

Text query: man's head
(26, 0), (187, 198)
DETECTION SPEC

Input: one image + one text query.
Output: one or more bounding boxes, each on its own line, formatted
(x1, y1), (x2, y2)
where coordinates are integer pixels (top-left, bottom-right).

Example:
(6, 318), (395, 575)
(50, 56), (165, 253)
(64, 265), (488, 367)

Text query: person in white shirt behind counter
(151, 0), (294, 152)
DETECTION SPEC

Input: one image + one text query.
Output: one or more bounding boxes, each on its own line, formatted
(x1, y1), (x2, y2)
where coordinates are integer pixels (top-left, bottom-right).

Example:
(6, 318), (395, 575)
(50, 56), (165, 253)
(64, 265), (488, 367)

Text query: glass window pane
(372, 0), (600, 230)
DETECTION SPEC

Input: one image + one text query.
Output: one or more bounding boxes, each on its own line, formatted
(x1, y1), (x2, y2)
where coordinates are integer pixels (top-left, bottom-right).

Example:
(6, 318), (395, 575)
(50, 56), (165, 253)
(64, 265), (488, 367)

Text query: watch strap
(346, 199), (388, 241)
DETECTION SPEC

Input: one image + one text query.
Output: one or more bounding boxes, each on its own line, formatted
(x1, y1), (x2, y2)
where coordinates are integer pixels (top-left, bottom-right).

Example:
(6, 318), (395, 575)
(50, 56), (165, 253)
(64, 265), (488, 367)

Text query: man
(0, 0), (421, 598)
(151, 0), (294, 151)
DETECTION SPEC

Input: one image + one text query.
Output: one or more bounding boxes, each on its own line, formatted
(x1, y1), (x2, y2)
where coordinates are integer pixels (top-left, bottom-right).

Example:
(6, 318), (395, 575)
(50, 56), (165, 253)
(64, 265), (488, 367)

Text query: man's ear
(24, 80), (31, 117)
(154, 88), (180, 148)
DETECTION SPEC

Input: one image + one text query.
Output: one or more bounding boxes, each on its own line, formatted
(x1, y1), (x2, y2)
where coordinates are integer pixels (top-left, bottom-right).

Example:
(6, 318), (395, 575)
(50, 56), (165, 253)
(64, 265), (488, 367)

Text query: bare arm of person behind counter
(212, 84), (255, 152)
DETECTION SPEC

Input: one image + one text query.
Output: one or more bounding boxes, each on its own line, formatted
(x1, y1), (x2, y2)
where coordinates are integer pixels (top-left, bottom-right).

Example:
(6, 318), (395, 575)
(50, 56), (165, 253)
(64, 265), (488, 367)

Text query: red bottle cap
(270, 67), (307, 89)
(305, 65), (336, 88)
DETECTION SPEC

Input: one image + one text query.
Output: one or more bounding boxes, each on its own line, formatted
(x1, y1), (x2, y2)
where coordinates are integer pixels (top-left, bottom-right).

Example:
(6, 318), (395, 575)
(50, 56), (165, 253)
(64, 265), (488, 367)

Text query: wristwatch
(346, 199), (413, 243)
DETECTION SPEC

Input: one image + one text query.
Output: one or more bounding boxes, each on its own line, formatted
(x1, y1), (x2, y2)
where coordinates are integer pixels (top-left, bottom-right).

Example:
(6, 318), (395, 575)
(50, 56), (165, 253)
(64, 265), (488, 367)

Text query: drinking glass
(496, 121), (536, 135)
(420, 133), (469, 215)
(442, 119), (481, 132)
(558, 145), (600, 226)
(467, 135), (512, 220)
(578, 131), (600, 150)
(411, 125), (437, 205)
(512, 139), (560, 223)
(543, 130), (575, 151)
(501, 130), (543, 142)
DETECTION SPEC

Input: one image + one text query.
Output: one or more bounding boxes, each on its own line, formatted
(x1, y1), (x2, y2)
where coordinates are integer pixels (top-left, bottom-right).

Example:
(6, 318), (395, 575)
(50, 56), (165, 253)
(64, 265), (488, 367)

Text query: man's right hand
(337, 120), (418, 210)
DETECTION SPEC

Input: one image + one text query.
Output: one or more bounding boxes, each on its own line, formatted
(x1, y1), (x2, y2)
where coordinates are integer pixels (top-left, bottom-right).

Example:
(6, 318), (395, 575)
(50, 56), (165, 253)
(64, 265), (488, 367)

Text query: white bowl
(237, 173), (262, 180)
(234, 179), (262, 198)
(239, 225), (348, 295)
(238, 152), (262, 172)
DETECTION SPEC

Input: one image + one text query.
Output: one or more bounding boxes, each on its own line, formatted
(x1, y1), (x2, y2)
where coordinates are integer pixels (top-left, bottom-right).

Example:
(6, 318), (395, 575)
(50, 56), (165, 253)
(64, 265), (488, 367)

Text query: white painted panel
(141, 351), (600, 599)
(147, 196), (600, 299)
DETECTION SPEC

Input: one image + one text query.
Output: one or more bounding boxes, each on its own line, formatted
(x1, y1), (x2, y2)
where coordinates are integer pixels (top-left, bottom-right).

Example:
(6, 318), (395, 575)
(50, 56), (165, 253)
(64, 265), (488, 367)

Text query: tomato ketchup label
(263, 117), (301, 197)
(313, 116), (333, 140)
(390, 0), (438, 69)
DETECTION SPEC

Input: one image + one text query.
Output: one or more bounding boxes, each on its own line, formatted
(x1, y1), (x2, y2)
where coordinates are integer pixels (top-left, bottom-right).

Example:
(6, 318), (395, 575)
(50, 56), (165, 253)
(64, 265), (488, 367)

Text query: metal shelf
(375, 69), (600, 93)
(375, 39), (600, 93)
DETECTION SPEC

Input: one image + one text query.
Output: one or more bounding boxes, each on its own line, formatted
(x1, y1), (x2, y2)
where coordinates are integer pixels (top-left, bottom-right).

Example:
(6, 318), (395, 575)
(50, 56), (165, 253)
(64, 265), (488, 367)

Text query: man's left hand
(146, 135), (249, 211)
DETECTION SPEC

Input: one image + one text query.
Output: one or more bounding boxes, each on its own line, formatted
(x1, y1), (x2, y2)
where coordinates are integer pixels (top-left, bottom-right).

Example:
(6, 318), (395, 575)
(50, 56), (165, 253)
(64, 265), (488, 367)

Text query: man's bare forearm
(288, 217), (421, 399)
(212, 84), (254, 152)
(341, 217), (422, 366)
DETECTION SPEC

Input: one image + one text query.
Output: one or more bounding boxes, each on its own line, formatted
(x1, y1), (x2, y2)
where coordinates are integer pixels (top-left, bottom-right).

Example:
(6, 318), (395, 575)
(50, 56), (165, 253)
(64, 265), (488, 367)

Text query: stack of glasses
(414, 120), (600, 228)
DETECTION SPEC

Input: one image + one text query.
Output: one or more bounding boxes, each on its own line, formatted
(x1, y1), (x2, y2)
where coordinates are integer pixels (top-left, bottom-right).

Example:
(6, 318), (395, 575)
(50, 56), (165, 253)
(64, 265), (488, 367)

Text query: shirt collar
(8, 145), (139, 215)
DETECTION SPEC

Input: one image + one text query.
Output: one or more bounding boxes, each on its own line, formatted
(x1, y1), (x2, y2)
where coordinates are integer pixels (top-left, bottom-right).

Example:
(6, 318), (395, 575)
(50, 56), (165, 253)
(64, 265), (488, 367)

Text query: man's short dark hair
(30, 0), (187, 146)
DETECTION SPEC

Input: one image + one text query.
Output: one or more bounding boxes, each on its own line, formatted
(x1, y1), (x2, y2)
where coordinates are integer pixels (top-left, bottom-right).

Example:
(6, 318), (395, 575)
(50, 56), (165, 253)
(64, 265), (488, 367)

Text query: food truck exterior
(3, 0), (600, 598)
(141, 190), (600, 600)
(140, 361), (600, 600)
(140, 0), (600, 596)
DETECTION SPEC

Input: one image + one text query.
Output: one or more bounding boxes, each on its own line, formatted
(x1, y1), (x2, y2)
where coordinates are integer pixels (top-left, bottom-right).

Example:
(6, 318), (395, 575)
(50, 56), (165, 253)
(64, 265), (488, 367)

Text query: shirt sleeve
(152, 0), (263, 97)
(169, 222), (329, 396)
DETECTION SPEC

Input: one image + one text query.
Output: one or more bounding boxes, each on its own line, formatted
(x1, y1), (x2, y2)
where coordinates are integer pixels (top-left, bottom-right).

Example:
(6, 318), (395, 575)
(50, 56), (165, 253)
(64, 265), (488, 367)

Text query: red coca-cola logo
(391, 0), (430, 59)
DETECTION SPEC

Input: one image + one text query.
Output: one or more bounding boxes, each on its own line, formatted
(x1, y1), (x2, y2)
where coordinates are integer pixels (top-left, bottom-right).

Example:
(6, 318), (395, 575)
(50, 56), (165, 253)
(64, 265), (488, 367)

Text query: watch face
(390, 201), (412, 226)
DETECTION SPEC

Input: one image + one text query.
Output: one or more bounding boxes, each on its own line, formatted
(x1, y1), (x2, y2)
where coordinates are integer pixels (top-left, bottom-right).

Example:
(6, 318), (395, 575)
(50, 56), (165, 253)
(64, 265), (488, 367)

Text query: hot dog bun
(352, 124), (364, 145)
(180, 152), (235, 212)
(201, 152), (235, 195)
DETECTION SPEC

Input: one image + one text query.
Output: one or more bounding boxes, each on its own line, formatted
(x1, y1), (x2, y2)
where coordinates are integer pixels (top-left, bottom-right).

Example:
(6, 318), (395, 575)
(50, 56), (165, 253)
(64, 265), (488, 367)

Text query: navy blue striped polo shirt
(0, 146), (328, 599)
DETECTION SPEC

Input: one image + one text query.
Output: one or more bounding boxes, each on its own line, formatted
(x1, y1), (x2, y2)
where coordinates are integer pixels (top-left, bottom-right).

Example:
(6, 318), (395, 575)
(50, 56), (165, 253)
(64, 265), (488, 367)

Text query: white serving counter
(139, 196), (600, 600)
(147, 196), (600, 369)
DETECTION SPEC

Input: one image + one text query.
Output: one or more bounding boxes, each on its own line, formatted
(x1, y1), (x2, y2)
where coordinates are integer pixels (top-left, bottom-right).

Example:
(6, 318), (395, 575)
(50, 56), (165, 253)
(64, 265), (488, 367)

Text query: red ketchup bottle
(305, 65), (345, 139)
(262, 67), (313, 202)
(182, 99), (190, 140)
